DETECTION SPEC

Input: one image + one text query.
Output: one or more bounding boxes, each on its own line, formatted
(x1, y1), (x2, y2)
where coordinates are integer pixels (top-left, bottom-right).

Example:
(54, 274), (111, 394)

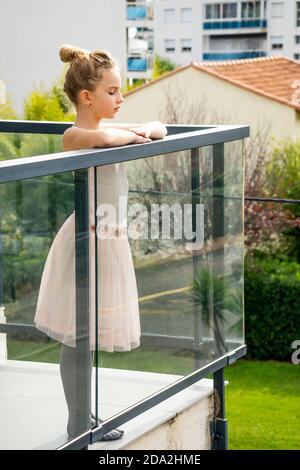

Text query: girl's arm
(101, 121), (168, 139)
(63, 126), (151, 151)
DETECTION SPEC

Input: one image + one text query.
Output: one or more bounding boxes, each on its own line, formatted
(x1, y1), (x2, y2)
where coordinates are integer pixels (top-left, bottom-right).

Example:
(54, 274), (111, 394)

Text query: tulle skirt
(34, 212), (141, 352)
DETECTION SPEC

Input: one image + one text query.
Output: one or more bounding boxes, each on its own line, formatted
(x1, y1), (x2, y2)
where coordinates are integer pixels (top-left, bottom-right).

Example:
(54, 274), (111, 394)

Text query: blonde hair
(59, 44), (117, 105)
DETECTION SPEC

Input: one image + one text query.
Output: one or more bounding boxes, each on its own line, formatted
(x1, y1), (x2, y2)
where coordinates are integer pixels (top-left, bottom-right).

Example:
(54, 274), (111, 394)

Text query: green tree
(267, 139), (300, 261)
(0, 99), (19, 160)
(124, 79), (146, 93)
(0, 98), (18, 120)
(153, 54), (177, 79)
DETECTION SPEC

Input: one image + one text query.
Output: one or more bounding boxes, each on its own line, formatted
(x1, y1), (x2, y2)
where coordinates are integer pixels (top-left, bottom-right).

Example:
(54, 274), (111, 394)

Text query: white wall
(267, 0), (300, 60)
(0, 0), (126, 114)
(154, 0), (203, 66)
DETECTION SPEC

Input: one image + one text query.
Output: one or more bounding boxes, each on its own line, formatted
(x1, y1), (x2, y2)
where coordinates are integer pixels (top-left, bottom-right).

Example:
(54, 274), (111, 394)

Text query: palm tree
(191, 268), (243, 356)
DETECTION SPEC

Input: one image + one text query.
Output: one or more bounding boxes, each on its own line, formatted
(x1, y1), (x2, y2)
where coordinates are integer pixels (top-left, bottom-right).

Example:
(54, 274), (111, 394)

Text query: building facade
(153, 1), (300, 64)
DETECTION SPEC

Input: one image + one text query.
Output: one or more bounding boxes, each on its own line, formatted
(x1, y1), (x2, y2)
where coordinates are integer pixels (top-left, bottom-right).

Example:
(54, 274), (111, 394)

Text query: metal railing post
(74, 169), (91, 444)
(0, 200), (7, 364)
(191, 147), (204, 369)
(212, 143), (227, 357)
(212, 367), (228, 450)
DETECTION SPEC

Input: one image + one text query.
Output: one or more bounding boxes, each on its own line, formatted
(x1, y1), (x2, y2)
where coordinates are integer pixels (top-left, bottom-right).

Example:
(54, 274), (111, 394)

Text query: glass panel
(206, 4), (221, 19)
(223, 140), (244, 347)
(255, 1), (261, 18)
(0, 132), (63, 162)
(0, 166), (92, 449)
(94, 141), (244, 425)
(206, 4), (212, 19)
(223, 3), (237, 19)
(241, 2), (247, 18)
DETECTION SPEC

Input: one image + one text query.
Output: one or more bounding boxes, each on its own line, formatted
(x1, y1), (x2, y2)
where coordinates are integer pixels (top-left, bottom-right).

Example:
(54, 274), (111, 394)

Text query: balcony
(203, 51), (266, 60)
(0, 121), (249, 449)
(128, 56), (148, 71)
(126, 3), (153, 28)
(203, 19), (267, 31)
(127, 6), (147, 21)
(127, 54), (153, 79)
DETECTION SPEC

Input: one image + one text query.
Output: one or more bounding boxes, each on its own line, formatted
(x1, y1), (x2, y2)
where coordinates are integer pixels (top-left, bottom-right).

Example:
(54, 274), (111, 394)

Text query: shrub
(245, 255), (300, 360)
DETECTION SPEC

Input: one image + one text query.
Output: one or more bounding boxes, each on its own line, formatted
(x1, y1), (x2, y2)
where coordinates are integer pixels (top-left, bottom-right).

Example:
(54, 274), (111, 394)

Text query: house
(115, 55), (300, 143)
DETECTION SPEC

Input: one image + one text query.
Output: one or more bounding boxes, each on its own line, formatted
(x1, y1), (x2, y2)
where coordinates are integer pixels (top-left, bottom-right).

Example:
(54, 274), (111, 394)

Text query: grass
(6, 339), (300, 449)
(225, 359), (300, 450)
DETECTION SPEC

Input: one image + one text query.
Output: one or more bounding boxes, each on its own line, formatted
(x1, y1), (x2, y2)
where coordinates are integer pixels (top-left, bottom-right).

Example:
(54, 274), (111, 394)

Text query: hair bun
(59, 44), (89, 63)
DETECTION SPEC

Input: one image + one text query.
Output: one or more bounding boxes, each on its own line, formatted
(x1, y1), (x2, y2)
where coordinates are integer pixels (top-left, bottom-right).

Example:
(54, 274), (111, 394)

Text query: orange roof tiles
(124, 56), (300, 111)
(193, 56), (300, 111)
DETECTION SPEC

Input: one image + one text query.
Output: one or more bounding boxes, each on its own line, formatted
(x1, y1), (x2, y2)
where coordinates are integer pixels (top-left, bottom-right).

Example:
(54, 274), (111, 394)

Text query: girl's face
(86, 66), (124, 119)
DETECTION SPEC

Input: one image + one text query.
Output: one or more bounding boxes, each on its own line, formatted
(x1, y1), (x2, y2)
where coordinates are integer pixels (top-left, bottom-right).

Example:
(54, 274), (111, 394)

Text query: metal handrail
(0, 121), (248, 183)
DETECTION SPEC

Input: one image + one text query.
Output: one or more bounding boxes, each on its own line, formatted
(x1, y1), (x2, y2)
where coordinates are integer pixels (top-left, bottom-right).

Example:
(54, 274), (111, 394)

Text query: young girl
(34, 44), (167, 442)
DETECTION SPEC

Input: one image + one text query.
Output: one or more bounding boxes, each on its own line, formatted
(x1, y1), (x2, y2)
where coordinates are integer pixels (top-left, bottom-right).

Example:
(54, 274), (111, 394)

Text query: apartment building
(153, 1), (300, 64)
(126, 0), (155, 84)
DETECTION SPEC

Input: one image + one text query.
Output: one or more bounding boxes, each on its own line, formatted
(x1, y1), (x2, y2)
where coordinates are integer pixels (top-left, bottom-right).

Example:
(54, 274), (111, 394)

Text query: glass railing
(127, 57), (148, 71)
(127, 6), (147, 21)
(203, 51), (266, 60)
(203, 19), (267, 29)
(0, 121), (249, 449)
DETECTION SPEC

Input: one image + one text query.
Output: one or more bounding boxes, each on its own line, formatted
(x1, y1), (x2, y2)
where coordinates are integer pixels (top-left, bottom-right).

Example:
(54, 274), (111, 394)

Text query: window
(165, 39), (175, 52)
(295, 36), (300, 44)
(294, 53), (300, 60)
(271, 2), (284, 18)
(181, 8), (192, 22)
(164, 8), (176, 23)
(271, 36), (283, 49)
(209, 36), (263, 51)
(205, 4), (221, 19)
(263, 0), (267, 17)
(241, 1), (261, 19)
(297, 2), (300, 27)
(181, 38), (192, 52)
(223, 3), (237, 19)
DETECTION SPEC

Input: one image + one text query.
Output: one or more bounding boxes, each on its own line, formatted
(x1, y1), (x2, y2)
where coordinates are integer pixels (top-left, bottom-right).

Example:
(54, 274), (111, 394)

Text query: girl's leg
(60, 343), (124, 441)
(59, 343), (92, 437)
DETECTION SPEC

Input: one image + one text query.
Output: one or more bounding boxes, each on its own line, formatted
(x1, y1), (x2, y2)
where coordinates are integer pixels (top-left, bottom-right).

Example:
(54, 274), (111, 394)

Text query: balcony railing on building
(203, 19), (267, 30)
(126, 2), (153, 22)
(0, 120), (249, 450)
(203, 50), (266, 60)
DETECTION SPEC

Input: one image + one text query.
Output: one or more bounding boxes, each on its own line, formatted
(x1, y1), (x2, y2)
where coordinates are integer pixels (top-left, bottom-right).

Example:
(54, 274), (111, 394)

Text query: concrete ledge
(89, 377), (214, 450)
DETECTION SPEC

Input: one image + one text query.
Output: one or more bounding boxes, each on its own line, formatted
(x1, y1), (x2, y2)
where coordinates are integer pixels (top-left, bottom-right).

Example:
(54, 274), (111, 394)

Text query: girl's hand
(129, 127), (152, 139)
(131, 133), (152, 144)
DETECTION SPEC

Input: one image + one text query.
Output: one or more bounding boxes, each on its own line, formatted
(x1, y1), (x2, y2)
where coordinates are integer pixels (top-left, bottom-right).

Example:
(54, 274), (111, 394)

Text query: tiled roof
(124, 56), (300, 111)
(193, 56), (300, 111)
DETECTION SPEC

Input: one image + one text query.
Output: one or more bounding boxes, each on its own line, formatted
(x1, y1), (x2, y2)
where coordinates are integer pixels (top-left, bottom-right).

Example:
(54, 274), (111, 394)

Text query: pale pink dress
(34, 163), (141, 352)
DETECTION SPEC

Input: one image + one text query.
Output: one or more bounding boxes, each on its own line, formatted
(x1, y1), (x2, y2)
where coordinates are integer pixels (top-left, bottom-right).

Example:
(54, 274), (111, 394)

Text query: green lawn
(6, 340), (300, 450)
(225, 360), (300, 450)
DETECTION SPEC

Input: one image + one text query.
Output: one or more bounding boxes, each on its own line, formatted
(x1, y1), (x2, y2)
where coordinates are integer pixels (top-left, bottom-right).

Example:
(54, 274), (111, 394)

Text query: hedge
(245, 256), (300, 360)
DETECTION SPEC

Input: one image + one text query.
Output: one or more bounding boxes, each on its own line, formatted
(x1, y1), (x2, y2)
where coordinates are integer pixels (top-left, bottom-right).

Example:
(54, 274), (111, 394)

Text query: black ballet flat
(91, 413), (124, 442)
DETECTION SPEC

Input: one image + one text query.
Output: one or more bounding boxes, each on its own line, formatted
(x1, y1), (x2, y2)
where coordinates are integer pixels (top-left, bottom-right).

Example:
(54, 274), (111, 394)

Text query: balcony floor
(0, 359), (213, 450)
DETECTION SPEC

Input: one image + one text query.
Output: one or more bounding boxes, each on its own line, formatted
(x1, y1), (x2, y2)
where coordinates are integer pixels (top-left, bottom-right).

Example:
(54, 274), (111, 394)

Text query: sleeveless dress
(34, 163), (141, 352)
